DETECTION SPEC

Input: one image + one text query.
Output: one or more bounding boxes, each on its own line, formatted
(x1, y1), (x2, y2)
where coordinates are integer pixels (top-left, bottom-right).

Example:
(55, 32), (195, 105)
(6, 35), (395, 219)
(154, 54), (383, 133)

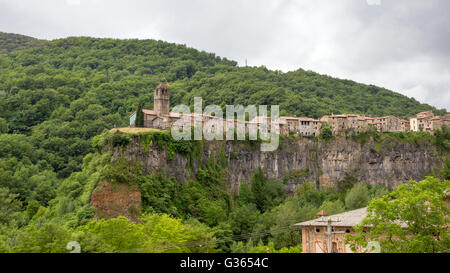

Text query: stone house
(295, 205), (425, 253)
(357, 116), (376, 133)
(410, 111), (435, 132)
(311, 119), (322, 137)
(430, 117), (442, 132)
(294, 208), (369, 253)
(429, 114), (450, 132)
(296, 192), (449, 253)
(129, 83), (175, 129)
(320, 114), (359, 135)
(281, 117), (322, 137)
(129, 83), (291, 136)
(294, 207), (407, 253)
(129, 84), (429, 138)
(299, 118), (321, 137)
(376, 116), (403, 132)
(249, 116), (288, 135)
(400, 119), (410, 132)
(417, 111), (435, 119)
(281, 117), (301, 135)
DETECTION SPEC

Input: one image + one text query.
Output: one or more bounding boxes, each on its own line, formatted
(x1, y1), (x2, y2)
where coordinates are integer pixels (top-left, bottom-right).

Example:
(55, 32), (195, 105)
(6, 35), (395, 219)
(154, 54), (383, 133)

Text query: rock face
(90, 180), (141, 221)
(113, 136), (445, 193)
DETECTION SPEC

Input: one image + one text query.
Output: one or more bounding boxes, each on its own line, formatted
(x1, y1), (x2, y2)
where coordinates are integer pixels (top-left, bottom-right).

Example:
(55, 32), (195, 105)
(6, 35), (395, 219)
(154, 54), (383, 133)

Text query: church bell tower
(154, 83), (170, 117)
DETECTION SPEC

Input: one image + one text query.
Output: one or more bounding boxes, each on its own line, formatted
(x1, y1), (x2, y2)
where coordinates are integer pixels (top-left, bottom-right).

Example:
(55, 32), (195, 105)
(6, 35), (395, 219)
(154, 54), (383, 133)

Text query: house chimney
(317, 210), (328, 218)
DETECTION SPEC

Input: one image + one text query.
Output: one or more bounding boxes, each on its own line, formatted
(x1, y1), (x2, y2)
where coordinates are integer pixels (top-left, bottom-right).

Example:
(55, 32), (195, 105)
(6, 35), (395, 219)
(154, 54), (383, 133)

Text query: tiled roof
(281, 116), (300, 120)
(417, 111), (433, 115)
(294, 208), (369, 227)
(331, 114), (358, 118)
(358, 117), (376, 121)
(250, 116), (287, 125)
(281, 117), (319, 122)
(294, 207), (408, 228)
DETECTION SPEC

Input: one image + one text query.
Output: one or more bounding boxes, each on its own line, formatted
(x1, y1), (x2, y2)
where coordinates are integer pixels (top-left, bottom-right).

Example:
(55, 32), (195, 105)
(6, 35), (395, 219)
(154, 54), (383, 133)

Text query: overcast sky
(1, 0), (449, 110)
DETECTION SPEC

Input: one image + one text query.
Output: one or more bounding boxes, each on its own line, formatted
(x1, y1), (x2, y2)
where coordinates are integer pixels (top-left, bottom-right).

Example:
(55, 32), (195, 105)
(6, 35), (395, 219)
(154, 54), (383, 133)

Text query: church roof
(156, 82), (168, 89)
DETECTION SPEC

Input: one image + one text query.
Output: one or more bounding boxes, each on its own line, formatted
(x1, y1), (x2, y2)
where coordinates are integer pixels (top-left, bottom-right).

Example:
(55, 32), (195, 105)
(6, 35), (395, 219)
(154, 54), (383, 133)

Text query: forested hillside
(0, 32), (45, 53)
(0, 32), (448, 253)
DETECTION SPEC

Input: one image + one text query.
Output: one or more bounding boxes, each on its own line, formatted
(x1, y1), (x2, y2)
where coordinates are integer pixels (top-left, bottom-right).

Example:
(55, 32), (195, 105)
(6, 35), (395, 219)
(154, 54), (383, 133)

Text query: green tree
(238, 181), (254, 205)
(296, 182), (324, 207)
(434, 124), (450, 151)
(320, 200), (346, 215)
(0, 187), (23, 226)
(212, 222), (233, 253)
(12, 223), (72, 253)
(135, 101), (144, 128)
(346, 177), (450, 253)
(250, 169), (284, 212)
(229, 204), (260, 236)
(320, 123), (332, 142)
(77, 216), (145, 252)
(140, 213), (216, 253)
(251, 169), (267, 212)
(0, 118), (7, 134)
(345, 183), (369, 210)
(25, 200), (41, 220)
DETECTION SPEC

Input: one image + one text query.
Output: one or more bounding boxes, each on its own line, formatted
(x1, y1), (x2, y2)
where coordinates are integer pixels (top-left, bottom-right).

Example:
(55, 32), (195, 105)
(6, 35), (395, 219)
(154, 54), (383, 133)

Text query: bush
(319, 123), (333, 142)
(250, 169), (285, 212)
(345, 183), (369, 210)
(135, 101), (144, 128)
(0, 118), (8, 134)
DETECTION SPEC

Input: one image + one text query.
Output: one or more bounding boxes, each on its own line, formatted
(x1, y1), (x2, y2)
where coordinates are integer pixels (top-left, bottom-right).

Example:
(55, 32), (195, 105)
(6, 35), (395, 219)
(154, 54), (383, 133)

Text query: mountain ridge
(0, 31), (447, 115)
(0, 32), (46, 53)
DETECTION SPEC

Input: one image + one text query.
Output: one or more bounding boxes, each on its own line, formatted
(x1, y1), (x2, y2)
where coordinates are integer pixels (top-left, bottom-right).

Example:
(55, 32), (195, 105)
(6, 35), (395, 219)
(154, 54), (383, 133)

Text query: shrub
(345, 183), (369, 210)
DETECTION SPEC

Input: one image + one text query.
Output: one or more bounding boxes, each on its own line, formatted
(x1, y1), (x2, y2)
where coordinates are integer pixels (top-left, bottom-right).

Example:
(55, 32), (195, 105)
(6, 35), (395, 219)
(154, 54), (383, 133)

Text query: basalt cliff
(110, 134), (446, 193)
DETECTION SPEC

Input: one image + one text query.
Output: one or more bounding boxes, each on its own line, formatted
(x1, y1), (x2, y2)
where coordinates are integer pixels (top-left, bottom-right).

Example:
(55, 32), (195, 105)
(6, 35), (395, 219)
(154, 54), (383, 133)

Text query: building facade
(376, 116), (403, 132)
(409, 111), (450, 133)
(320, 114), (359, 135)
(280, 117), (322, 137)
(294, 208), (369, 253)
(129, 84), (447, 137)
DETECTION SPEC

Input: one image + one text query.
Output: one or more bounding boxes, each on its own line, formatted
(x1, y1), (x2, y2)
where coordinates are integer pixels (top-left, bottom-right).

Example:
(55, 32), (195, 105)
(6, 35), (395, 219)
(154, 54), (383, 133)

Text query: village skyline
(130, 83), (450, 139)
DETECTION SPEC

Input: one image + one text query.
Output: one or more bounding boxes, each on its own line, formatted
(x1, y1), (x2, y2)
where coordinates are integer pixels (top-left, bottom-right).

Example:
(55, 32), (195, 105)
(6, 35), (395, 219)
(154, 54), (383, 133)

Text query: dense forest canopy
(0, 32), (448, 253)
(0, 32), (46, 53)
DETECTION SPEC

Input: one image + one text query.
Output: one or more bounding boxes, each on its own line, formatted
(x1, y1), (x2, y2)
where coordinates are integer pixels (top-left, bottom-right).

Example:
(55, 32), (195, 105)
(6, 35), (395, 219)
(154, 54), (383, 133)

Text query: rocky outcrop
(112, 136), (445, 193)
(90, 180), (141, 221)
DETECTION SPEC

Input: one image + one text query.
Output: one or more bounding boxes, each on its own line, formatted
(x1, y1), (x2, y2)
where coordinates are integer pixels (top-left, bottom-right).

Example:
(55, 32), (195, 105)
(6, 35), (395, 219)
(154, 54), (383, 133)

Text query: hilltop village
(129, 83), (450, 137)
